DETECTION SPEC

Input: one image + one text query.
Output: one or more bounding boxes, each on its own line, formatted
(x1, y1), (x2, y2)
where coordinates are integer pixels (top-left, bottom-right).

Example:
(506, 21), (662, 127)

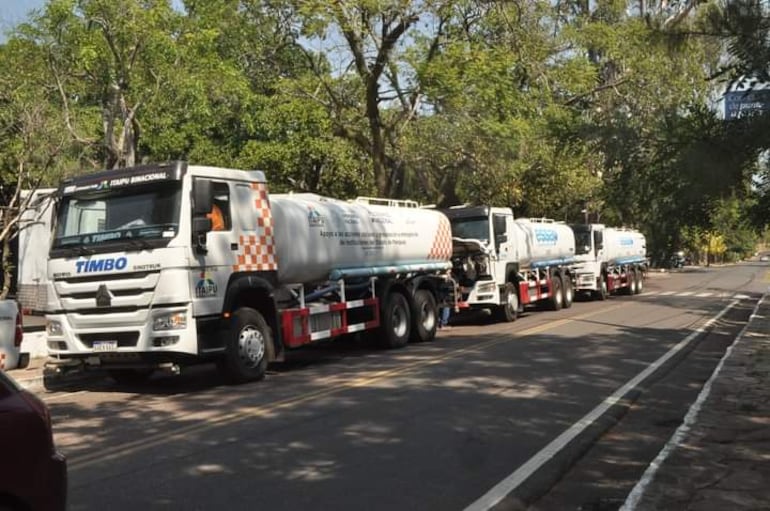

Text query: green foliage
(0, 0), (764, 265)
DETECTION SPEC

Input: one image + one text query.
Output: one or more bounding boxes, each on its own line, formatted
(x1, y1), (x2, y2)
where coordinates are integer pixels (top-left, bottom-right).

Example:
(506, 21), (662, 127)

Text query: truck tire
(549, 275), (563, 311)
(410, 289), (438, 342)
(219, 307), (271, 384)
(561, 274), (573, 309)
(495, 283), (518, 322)
(595, 275), (608, 301)
(634, 268), (644, 294)
(625, 269), (637, 295)
(109, 369), (154, 385)
(378, 290), (411, 349)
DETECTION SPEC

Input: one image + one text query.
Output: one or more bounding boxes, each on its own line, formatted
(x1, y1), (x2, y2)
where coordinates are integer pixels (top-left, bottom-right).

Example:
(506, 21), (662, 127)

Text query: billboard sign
(724, 89), (770, 120)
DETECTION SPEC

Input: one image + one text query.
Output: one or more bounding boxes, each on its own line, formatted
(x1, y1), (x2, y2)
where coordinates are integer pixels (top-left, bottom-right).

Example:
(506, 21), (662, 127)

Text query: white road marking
(677, 291), (694, 296)
(659, 291), (676, 296)
(694, 292), (713, 298)
(620, 290), (767, 511)
(463, 298), (742, 511)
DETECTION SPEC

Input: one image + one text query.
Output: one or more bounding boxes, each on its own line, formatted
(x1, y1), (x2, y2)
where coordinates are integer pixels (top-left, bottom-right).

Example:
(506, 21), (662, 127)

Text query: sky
(0, 0), (45, 40)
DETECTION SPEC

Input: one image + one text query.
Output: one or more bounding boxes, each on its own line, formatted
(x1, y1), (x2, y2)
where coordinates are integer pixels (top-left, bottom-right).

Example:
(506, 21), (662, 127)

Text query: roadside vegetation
(1, 0), (769, 296)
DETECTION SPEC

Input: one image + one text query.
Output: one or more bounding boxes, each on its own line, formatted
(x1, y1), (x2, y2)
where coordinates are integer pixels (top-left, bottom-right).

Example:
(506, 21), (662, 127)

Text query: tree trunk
(1, 223), (12, 300)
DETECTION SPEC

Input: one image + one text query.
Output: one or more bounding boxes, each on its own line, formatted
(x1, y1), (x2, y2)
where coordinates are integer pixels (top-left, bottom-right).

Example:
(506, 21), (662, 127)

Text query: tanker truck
(44, 162), (453, 384)
(442, 206), (576, 322)
(570, 224), (647, 299)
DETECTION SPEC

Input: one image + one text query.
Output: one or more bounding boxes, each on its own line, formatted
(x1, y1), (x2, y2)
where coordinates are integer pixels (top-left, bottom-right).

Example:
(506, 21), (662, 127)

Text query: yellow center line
(69, 303), (627, 470)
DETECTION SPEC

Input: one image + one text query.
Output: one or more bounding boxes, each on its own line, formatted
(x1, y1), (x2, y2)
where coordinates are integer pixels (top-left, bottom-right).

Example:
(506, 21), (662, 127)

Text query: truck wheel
(378, 291), (411, 349)
(109, 369), (154, 386)
(561, 274), (573, 309)
(549, 275), (563, 311)
(220, 307), (271, 384)
(410, 289), (437, 343)
(625, 269), (637, 295)
(495, 283), (518, 322)
(635, 268), (644, 294)
(595, 275), (608, 301)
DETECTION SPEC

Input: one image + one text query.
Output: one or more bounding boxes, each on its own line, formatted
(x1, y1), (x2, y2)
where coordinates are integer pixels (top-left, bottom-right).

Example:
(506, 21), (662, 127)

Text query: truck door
(191, 180), (237, 317)
(492, 213), (514, 275)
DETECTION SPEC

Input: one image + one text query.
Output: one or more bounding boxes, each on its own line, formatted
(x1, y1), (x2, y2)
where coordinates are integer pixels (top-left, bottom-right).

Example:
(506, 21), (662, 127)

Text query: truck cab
(443, 206), (517, 315)
(571, 223), (647, 299)
(45, 162), (275, 381)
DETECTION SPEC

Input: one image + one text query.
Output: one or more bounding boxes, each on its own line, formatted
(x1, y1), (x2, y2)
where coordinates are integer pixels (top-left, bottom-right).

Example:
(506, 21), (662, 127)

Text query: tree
(293, 0), (451, 197)
(19, 0), (182, 169)
(0, 39), (69, 298)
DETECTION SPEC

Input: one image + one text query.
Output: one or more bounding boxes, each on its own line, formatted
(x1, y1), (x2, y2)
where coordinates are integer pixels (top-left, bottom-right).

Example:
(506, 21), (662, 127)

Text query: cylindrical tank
(603, 228), (647, 264)
(269, 194), (452, 284)
(512, 218), (576, 268)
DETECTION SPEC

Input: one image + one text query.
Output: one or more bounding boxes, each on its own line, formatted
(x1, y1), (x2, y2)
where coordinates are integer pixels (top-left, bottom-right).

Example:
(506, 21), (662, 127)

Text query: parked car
(0, 300), (28, 371)
(0, 370), (67, 510)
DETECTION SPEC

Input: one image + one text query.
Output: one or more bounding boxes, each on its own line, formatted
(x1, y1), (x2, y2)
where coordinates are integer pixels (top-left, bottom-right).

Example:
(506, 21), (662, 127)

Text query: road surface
(38, 262), (769, 510)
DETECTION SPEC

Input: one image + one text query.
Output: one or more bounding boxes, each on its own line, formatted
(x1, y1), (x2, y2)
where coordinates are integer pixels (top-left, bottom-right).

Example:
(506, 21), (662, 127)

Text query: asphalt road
(39, 262), (770, 511)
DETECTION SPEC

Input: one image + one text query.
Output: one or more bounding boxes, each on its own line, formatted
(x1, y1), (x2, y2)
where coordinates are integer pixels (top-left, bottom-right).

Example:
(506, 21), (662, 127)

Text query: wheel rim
(637, 275), (644, 293)
(420, 301), (436, 331)
(564, 281), (573, 304)
(392, 301), (408, 338)
(238, 325), (265, 368)
(601, 278), (607, 296)
(555, 282), (562, 305)
(507, 290), (518, 314)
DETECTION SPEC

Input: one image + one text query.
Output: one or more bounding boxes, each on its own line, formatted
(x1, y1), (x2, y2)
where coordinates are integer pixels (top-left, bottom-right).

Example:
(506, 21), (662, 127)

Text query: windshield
(450, 217), (490, 242)
(52, 182), (181, 255)
(573, 227), (592, 255)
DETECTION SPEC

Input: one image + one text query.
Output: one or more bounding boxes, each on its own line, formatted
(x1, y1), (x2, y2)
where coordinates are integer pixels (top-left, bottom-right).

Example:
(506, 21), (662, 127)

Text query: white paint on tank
(269, 194), (452, 284)
(603, 228), (647, 264)
(512, 219), (576, 268)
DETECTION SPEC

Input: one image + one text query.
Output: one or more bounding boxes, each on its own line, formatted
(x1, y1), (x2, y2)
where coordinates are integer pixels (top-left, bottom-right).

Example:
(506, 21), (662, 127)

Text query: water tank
(512, 218), (576, 269)
(270, 194), (452, 284)
(603, 228), (647, 265)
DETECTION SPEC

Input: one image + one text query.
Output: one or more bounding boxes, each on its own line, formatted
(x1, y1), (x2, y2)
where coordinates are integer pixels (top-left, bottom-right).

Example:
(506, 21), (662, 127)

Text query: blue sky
(0, 0), (45, 39)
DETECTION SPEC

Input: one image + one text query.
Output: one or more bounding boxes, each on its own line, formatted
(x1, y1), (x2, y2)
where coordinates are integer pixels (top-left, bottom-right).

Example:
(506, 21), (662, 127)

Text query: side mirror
(594, 231), (604, 250)
(193, 179), (212, 216)
(192, 217), (212, 254)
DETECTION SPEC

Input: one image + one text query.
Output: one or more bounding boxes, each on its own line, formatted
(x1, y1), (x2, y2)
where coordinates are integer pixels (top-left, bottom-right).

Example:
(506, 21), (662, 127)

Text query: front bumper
(45, 303), (198, 360)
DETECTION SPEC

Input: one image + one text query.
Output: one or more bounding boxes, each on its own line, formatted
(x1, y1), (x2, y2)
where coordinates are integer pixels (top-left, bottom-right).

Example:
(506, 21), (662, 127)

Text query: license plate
(92, 341), (118, 352)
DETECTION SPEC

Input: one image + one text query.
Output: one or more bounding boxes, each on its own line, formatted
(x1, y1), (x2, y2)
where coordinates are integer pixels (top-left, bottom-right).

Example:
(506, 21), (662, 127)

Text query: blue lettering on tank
(535, 228), (558, 246)
(75, 256), (129, 274)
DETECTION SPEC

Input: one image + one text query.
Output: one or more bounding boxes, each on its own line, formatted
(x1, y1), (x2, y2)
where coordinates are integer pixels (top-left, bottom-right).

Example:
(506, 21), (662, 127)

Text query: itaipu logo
(307, 206), (324, 227)
(195, 272), (218, 298)
(534, 228), (558, 246)
(75, 257), (128, 273)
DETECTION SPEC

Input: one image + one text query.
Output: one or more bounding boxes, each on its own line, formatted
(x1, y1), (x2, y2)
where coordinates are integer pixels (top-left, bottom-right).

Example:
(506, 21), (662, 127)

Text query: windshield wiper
(73, 245), (95, 256)
(125, 238), (153, 251)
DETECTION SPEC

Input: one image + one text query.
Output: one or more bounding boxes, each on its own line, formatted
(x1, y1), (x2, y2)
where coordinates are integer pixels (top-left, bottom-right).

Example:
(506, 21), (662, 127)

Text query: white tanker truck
(44, 162), (453, 383)
(442, 206), (576, 322)
(570, 223), (648, 299)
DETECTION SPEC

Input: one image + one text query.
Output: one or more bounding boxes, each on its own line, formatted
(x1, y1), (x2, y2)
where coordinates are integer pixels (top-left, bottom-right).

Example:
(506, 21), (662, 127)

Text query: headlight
(477, 282), (496, 294)
(153, 312), (187, 331)
(46, 320), (63, 336)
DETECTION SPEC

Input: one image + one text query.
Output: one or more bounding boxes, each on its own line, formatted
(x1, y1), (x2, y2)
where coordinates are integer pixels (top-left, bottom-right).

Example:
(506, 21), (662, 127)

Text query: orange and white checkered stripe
(233, 182), (279, 272)
(427, 215), (453, 260)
